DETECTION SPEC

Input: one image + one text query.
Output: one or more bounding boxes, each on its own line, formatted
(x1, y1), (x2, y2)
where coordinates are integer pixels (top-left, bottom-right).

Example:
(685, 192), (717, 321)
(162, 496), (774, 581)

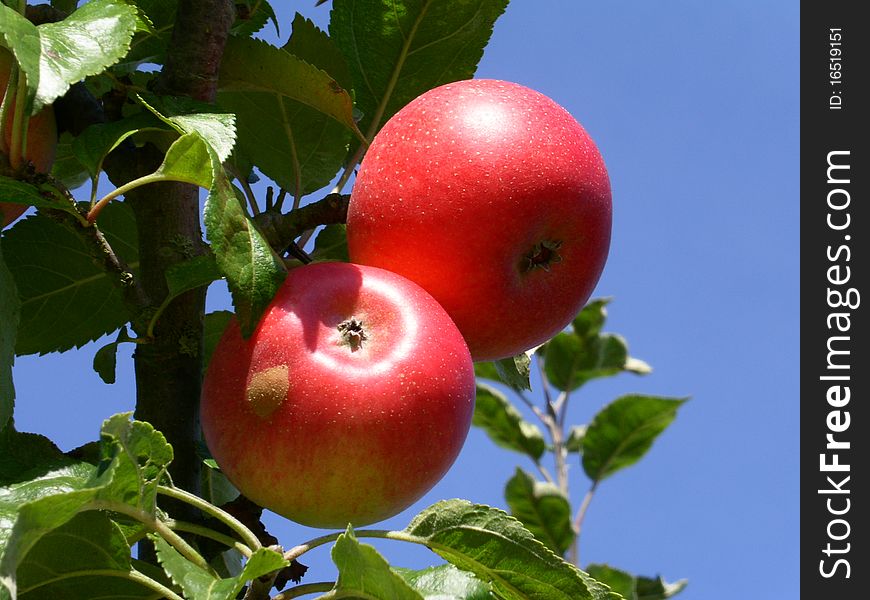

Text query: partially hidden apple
(1, 49), (58, 228)
(347, 79), (612, 361)
(201, 261), (475, 528)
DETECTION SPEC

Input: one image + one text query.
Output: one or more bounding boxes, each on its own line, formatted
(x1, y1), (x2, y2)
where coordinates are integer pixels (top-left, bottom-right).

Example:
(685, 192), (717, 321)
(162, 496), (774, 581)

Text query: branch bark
(120, 0), (234, 498)
(253, 193), (350, 253)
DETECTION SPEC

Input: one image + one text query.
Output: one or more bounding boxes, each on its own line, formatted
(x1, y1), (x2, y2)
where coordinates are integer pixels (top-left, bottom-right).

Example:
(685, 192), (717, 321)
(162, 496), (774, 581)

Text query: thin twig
(517, 390), (548, 424)
(570, 482), (599, 565)
(536, 354), (553, 407)
(535, 461), (556, 485)
(233, 168), (261, 216)
(158, 485), (263, 552)
(166, 519), (254, 557)
(273, 582), (335, 599)
(284, 529), (392, 562)
(89, 500), (214, 574)
(252, 192), (349, 254)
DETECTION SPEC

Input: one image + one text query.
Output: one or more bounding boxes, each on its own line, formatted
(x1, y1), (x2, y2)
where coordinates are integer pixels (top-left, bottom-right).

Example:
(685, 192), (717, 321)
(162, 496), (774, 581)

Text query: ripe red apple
(1, 49), (58, 228)
(201, 262), (475, 528)
(346, 79), (612, 361)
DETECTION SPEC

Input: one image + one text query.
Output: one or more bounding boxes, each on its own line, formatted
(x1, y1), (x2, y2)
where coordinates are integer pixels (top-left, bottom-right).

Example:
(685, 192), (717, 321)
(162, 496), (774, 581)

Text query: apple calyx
(338, 317), (368, 351)
(523, 239), (563, 273)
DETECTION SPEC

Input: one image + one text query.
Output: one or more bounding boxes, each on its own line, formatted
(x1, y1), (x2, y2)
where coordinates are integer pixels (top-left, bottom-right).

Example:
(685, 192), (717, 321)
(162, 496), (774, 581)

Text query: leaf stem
(273, 582), (336, 599)
(18, 568), (184, 600)
(8, 66), (28, 170)
(166, 519), (254, 557)
(570, 481), (599, 565)
(129, 568), (186, 600)
(87, 173), (171, 223)
(330, 145), (365, 195)
(274, 187), (288, 212)
(516, 390), (547, 424)
(0, 70), (14, 156)
(230, 165), (260, 216)
(283, 529), (392, 562)
(89, 500), (214, 573)
(536, 354), (553, 407)
(559, 397), (572, 430)
(534, 460), (556, 485)
(157, 484), (263, 552)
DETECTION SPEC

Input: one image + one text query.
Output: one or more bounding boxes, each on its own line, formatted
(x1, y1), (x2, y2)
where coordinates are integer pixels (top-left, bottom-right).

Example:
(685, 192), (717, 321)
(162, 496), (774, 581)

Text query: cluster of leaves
(473, 299), (688, 597)
(0, 412), (628, 599)
(0, 0), (689, 597)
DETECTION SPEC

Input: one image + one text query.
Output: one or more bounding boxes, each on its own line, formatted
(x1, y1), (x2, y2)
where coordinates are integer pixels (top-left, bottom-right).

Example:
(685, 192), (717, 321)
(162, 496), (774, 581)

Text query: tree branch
(123, 0), (234, 503)
(253, 193), (349, 254)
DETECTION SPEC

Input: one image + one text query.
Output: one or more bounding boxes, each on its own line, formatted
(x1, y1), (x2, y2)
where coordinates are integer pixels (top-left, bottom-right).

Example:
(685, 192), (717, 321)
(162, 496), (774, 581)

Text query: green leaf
(165, 255), (222, 301)
(542, 300), (651, 392)
(16, 512), (155, 599)
(504, 468), (574, 556)
(0, 427), (70, 486)
(155, 536), (287, 600)
(473, 361), (500, 382)
(50, 0), (79, 14)
(97, 413), (173, 508)
(586, 565), (687, 600)
(283, 13), (352, 91)
(330, 0), (509, 143)
(473, 383), (545, 461)
(231, 0), (279, 38)
(201, 458), (239, 508)
(634, 574), (687, 599)
(544, 332), (650, 392)
(151, 132), (215, 189)
(218, 34), (356, 199)
(0, 460), (99, 579)
(25, 0), (138, 113)
(0, 9), (40, 108)
(92, 326), (134, 385)
(219, 35), (359, 136)
(122, 0), (177, 67)
(494, 353), (532, 392)
(312, 224), (349, 262)
(565, 425), (587, 453)
(50, 132), (90, 191)
(0, 176), (80, 217)
(582, 395), (687, 483)
(0, 244), (19, 431)
(72, 112), (169, 180)
(571, 298), (611, 339)
(394, 564), (491, 600)
(203, 310), (233, 372)
(0, 413), (173, 593)
(330, 526), (423, 599)
(1, 201), (138, 356)
(396, 499), (614, 600)
(585, 565), (635, 600)
(203, 164), (286, 337)
(138, 95), (237, 163)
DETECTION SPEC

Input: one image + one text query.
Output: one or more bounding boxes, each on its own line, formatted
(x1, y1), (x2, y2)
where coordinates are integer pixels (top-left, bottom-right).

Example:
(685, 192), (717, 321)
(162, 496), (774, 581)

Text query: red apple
(201, 262), (475, 528)
(346, 79), (612, 361)
(1, 49), (58, 228)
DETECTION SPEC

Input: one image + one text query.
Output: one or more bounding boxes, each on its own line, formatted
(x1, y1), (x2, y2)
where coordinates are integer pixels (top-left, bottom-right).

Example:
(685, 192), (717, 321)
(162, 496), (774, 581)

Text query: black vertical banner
(801, 3), (868, 596)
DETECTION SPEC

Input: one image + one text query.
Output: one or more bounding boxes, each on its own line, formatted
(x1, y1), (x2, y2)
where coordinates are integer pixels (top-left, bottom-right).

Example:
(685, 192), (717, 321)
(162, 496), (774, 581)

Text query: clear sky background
(11, 1), (799, 598)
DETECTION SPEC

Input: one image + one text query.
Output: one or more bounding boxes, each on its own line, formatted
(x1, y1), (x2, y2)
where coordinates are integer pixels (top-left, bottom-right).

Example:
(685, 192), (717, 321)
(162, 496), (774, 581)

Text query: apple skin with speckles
(201, 262), (475, 528)
(1, 49), (57, 228)
(347, 79), (612, 361)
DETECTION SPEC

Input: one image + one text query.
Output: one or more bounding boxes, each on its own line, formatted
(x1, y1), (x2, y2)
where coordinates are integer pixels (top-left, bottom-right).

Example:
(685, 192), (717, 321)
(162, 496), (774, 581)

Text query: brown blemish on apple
(247, 365), (289, 418)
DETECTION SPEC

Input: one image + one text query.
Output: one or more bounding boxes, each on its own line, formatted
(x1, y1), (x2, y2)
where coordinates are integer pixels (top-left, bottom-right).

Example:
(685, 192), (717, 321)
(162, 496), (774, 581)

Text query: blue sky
(12, 1), (799, 598)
